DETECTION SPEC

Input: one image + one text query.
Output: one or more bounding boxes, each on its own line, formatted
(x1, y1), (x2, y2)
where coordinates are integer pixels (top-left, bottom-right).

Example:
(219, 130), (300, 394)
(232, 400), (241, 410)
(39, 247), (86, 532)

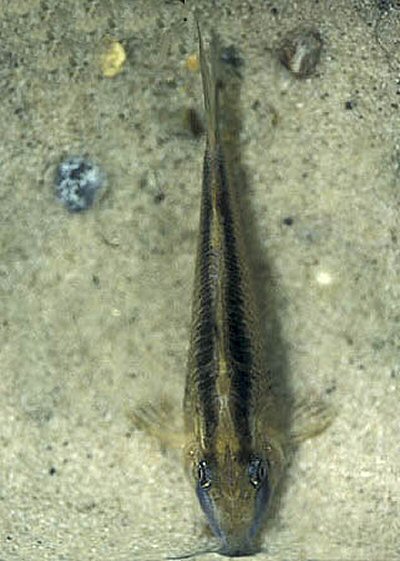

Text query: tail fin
(195, 17), (220, 147)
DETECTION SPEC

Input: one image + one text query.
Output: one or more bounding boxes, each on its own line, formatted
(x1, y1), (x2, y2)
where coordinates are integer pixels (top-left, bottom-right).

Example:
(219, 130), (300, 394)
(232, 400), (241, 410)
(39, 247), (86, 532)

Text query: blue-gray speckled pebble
(55, 156), (105, 212)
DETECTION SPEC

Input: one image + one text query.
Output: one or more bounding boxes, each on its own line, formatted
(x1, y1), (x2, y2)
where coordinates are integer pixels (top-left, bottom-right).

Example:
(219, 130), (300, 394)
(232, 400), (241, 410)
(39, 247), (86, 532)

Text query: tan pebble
(101, 41), (126, 78)
(185, 53), (199, 72)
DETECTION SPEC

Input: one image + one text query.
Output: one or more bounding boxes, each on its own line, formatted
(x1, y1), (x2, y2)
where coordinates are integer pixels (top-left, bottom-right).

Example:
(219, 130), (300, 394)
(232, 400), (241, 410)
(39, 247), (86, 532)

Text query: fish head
(187, 444), (277, 556)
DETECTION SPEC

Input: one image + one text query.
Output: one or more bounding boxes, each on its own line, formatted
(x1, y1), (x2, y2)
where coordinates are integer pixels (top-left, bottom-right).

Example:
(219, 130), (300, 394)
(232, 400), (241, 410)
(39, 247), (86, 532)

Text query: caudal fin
(195, 16), (221, 147)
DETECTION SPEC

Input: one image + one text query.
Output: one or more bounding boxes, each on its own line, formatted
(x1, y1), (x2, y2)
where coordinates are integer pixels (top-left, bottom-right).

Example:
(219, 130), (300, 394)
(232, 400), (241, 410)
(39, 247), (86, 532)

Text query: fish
(183, 19), (285, 556)
(131, 16), (332, 559)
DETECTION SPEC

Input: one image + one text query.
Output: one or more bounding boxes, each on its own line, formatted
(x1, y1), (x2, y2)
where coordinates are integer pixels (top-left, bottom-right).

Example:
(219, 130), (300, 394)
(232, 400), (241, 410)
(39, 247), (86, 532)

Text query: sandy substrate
(0, 1), (399, 560)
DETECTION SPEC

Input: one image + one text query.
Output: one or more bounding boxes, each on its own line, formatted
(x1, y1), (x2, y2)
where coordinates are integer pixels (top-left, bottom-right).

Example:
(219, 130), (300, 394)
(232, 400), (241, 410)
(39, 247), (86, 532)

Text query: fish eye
(248, 457), (267, 488)
(197, 460), (212, 489)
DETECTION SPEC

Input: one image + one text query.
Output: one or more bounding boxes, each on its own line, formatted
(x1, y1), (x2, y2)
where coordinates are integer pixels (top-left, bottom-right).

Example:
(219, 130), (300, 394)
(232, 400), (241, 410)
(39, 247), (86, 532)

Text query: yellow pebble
(185, 53), (199, 72)
(101, 41), (126, 78)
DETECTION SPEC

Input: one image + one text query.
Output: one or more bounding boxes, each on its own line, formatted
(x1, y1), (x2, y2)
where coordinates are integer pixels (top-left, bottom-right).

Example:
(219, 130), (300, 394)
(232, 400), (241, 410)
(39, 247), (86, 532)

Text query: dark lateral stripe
(191, 147), (221, 443)
(214, 146), (253, 441)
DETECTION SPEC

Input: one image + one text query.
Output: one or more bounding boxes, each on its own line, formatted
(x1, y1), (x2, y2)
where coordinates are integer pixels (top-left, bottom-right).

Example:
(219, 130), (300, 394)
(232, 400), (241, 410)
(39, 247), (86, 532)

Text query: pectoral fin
(288, 395), (335, 444)
(129, 397), (185, 451)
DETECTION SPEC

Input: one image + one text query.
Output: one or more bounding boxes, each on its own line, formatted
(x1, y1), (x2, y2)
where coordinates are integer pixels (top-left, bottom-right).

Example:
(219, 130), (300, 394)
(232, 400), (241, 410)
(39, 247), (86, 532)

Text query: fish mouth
(165, 533), (259, 560)
(218, 532), (259, 558)
(219, 542), (258, 558)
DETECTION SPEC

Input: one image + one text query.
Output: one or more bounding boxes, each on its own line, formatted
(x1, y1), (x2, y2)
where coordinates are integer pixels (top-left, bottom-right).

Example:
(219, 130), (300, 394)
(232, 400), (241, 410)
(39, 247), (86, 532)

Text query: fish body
(183, 22), (284, 556)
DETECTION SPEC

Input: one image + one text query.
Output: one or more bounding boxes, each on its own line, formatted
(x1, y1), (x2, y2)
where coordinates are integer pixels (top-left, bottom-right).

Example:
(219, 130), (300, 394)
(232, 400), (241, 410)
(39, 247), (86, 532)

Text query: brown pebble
(279, 27), (323, 78)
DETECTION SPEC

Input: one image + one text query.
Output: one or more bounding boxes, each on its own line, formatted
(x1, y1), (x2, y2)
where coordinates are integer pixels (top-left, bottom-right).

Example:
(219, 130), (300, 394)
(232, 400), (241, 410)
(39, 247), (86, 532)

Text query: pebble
(55, 156), (105, 213)
(316, 270), (333, 286)
(101, 40), (126, 78)
(279, 27), (323, 78)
